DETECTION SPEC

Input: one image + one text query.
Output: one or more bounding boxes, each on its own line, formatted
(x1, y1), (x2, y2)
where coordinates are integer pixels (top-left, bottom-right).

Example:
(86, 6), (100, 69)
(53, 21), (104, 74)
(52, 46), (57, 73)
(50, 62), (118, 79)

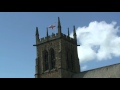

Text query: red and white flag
(48, 25), (55, 29)
(48, 23), (56, 29)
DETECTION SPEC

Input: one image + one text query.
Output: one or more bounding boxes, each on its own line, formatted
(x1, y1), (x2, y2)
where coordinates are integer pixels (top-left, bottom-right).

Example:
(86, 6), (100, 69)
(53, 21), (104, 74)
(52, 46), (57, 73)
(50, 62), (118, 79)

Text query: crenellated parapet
(61, 33), (76, 43)
(38, 32), (76, 45)
(39, 33), (58, 43)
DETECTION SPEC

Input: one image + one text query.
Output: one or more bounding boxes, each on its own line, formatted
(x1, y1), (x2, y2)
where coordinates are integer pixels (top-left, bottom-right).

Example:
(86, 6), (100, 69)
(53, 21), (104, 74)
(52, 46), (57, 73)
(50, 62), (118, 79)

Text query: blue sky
(0, 12), (120, 78)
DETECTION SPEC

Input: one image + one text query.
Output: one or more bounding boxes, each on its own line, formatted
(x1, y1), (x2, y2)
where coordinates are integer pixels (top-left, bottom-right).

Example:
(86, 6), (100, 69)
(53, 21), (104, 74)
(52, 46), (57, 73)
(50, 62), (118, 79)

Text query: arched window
(66, 48), (74, 71)
(50, 48), (55, 69)
(66, 49), (70, 69)
(44, 50), (49, 71)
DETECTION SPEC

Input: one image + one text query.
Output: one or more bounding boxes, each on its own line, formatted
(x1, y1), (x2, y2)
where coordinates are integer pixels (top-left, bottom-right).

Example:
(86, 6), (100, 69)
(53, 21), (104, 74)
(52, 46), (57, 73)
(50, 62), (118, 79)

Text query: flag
(48, 25), (56, 29)
(48, 22), (56, 30)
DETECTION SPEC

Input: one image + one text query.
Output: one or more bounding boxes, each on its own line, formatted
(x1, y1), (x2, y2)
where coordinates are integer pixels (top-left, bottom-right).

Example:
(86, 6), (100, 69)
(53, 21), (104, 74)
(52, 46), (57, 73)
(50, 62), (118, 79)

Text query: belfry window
(44, 50), (49, 71)
(66, 50), (70, 69)
(50, 48), (55, 69)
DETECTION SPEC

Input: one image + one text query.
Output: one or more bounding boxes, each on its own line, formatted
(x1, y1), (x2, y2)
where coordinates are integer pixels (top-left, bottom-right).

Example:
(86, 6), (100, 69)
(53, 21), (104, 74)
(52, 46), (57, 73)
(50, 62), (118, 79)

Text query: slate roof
(73, 63), (120, 78)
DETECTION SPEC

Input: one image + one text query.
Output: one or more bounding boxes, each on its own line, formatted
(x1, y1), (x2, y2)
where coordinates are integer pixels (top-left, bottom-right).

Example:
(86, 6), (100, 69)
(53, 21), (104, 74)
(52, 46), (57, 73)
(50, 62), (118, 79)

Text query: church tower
(33, 17), (80, 78)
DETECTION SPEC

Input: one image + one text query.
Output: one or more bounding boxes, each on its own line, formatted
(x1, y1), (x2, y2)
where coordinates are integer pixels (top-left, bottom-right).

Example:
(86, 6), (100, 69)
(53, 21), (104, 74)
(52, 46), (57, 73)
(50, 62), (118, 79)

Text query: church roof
(73, 63), (120, 78)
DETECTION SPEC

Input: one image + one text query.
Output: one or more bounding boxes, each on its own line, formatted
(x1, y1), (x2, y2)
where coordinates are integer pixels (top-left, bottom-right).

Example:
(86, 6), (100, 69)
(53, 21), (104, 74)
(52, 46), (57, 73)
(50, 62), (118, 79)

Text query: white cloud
(70, 21), (120, 63)
(81, 65), (88, 71)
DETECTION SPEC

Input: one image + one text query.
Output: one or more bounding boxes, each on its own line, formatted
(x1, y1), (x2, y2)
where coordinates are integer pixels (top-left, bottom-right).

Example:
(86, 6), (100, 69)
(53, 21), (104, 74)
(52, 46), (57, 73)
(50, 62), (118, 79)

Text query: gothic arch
(49, 48), (55, 69)
(66, 46), (74, 71)
(66, 48), (70, 70)
(43, 49), (49, 71)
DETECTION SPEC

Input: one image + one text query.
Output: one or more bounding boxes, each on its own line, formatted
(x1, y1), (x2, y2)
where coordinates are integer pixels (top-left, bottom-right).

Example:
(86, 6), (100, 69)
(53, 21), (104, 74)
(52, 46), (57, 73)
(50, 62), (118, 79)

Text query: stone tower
(33, 17), (80, 78)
